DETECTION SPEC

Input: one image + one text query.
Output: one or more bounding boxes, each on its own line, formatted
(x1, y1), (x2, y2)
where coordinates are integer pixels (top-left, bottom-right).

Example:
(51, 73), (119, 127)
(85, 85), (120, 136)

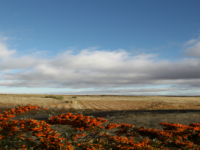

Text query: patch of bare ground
(1, 94), (200, 148)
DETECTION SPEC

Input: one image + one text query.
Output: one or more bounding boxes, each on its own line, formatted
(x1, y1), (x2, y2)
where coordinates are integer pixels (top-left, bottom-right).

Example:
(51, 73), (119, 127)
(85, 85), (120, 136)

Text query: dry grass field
(0, 94), (200, 111)
(1, 94), (200, 148)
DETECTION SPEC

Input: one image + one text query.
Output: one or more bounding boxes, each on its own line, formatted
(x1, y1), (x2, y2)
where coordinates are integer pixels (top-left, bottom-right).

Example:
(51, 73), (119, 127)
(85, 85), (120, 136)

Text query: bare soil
(1, 95), (200, 149)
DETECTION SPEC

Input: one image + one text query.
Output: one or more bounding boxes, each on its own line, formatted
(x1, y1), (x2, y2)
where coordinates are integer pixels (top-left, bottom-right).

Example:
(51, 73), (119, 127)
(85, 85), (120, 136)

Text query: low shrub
(44, 95), (64, 100)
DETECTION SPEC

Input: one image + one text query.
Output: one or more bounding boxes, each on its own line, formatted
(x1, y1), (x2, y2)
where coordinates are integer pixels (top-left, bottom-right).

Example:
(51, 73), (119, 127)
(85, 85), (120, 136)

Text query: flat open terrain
(1, 94), (200, 148)
(0, 94), (200, 111)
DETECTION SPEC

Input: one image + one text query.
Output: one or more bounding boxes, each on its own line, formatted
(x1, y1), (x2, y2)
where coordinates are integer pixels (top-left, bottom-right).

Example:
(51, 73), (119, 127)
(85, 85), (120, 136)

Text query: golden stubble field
(0, 94), (200, 111)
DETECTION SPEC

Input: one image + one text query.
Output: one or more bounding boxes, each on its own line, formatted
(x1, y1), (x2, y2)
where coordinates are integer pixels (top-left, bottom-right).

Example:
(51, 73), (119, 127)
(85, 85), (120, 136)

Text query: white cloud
(0, 34), (200, 95)
(0, 43), (16, 58)
(183, 38), (199, 46)
(183, 41), (200, 58)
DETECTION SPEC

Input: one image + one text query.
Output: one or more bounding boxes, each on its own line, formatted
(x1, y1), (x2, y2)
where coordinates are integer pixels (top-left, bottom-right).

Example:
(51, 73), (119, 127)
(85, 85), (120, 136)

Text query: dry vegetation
(0, 94), (200, 111)
(1, 94), (200, 148)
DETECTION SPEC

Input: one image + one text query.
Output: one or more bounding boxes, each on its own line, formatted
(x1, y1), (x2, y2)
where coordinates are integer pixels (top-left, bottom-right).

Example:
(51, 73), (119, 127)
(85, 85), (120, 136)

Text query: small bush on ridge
(44, 95), (64, 100)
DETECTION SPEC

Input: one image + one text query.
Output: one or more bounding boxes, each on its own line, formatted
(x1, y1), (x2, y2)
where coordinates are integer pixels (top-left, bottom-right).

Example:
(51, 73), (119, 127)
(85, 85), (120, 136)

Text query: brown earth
(1, 101), (200, 149)
(1, 95), (200, 149)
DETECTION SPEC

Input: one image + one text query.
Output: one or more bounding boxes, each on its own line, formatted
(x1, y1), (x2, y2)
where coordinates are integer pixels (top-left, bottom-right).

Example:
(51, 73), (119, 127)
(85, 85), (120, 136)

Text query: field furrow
(1, 94), (200, 111)
(79, 100), (97, 110)
(91, 101), (114, 110)
(78, 100), (152, 111)
(86, 101), (111, 110)
(82, 101), (102, 110)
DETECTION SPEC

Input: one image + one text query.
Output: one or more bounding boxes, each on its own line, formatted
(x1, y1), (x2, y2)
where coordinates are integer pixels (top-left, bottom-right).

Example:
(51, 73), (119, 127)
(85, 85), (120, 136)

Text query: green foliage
(44, 95), (64, 100)
(72, 96), (77, 98)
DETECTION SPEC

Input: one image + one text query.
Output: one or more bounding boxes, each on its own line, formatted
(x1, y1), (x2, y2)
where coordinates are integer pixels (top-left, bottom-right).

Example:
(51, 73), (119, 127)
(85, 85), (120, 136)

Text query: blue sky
(0, 0), (200, 96)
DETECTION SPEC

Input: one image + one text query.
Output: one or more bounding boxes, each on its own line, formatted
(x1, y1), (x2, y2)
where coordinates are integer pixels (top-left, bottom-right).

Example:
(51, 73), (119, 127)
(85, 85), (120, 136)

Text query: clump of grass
(43, 95), (64, 100)
(72, 96), (77, 98)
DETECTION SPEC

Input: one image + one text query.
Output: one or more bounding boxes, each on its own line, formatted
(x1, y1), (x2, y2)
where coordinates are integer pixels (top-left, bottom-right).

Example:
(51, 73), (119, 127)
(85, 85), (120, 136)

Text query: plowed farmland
(0, 94), (200, 111)
(78, 100), (155, 111)
(78, 100), (200, 111)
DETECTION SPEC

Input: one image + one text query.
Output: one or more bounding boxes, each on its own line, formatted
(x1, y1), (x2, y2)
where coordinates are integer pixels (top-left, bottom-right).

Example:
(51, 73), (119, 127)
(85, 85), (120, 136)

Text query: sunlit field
(1, 94), (200, 149)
